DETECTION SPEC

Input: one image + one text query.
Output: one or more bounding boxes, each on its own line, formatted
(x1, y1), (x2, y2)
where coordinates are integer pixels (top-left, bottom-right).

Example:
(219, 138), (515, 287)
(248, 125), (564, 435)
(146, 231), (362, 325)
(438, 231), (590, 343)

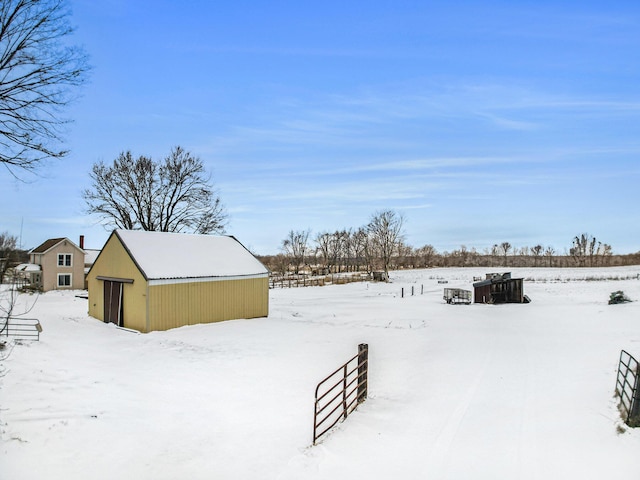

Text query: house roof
(113, 229), (269, 280)
(30, 238), (66, 254)
(30, 237), (83, 254)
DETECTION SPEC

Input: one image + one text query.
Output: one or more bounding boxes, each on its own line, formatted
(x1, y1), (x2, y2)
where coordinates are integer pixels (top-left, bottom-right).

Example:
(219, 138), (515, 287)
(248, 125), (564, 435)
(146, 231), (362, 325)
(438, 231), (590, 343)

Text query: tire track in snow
(421, 326), (542, 479)
(516, 331), (540, 480)
(422, 336), (496, 476)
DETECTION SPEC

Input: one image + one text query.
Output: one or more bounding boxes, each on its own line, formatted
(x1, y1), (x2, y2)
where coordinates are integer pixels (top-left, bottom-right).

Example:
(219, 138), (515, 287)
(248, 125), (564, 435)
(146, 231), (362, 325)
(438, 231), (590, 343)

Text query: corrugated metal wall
(87, 234), (148, 331)
(147, 276), (269, 331)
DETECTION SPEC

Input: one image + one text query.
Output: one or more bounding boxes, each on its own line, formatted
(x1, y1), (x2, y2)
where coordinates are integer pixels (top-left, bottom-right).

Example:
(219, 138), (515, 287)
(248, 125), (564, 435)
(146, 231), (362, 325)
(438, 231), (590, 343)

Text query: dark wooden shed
(473, 272), (525, 304)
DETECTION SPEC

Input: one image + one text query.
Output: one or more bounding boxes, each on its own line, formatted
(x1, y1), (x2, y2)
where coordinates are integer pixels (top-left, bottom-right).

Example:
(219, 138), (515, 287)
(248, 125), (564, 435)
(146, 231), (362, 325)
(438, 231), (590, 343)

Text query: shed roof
(114, 229), (268, 280)
(473, 275), (523, 288)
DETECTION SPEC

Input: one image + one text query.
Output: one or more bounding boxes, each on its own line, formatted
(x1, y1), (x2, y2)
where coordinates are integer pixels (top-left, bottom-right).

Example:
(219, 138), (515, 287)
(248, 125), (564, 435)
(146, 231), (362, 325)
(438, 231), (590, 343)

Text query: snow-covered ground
(2, 266), (640, 479)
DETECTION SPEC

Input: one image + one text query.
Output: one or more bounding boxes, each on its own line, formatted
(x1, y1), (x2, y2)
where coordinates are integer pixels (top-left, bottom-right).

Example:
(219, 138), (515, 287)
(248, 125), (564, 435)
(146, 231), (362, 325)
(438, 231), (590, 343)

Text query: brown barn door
(104, 280), (124, 327)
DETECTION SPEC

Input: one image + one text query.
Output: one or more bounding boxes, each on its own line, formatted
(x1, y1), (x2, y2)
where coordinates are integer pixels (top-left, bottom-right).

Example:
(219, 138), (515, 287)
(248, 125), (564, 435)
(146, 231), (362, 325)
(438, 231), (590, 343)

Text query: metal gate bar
(615, 350), (640, 426)
(313, 344), (368, 444)
(1, 317), (42, 341)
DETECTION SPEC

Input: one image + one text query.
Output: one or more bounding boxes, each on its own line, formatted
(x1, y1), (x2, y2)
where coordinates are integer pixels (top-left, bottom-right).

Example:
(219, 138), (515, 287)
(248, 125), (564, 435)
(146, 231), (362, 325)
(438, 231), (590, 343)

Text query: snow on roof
(84, 249), (101, 265)
(15, 263), (41, 272)
(114, 229), (268, 280)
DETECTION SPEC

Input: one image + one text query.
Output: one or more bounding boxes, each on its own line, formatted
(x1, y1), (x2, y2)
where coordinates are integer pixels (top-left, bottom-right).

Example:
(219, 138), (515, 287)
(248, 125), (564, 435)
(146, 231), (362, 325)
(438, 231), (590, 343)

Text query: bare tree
(588, 236), (601, 267)
(544, 246), (555, 267)
(315, 229), (352, 273)
(458, 245), (470, 267)
(0, 0), (90, 177)
(341, 229), (356, 272)
(0, 231), (18, 282)
(500, 242), (511, 266)
(314, 232), (332, 272)
(272, 254), (290, 276)
(281, 229), (310, 274)
(351, 227), (370, 273)
(416, 244), (437, 268)
(330, 230), (349, 272)
(395, 241), (414, 269)
(83, 147), (228, 234)
(570, 233), (592, 267)
(571, 234), (612, 267)
(367, 210), (405, 280)
(531, 244), (543, 267)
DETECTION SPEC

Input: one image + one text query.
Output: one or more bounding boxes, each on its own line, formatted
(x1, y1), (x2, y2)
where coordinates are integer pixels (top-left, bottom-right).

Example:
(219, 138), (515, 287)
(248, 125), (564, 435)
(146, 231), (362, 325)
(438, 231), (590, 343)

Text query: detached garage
(87, 230), (269, 332)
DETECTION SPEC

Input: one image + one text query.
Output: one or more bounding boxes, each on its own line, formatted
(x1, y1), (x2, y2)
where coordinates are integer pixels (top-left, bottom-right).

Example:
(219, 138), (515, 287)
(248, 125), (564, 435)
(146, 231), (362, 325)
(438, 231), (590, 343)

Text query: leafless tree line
(276, 210), (405, 280)
(569, 233), (613, 267)
(260, 228), (626, 275)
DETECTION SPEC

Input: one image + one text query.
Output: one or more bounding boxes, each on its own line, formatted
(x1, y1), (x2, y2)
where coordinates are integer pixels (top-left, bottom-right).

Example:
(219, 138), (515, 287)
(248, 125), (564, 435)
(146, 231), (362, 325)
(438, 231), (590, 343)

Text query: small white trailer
(443, 288), (472, 305)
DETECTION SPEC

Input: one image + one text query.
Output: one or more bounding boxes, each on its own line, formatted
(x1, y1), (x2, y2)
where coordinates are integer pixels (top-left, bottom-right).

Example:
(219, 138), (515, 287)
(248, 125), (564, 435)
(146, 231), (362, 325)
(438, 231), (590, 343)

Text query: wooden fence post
(358, 343), (368, 402)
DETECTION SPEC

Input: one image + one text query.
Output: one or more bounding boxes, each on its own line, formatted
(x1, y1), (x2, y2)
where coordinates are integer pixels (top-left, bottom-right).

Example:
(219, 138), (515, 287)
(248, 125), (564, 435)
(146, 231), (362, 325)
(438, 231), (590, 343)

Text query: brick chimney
(79, 235), (85, 249)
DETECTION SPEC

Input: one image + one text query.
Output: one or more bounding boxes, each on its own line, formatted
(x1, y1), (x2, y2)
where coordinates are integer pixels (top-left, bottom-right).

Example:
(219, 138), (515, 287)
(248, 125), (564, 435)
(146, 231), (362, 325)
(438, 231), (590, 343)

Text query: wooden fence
(270, 273), (371, 289)
(400, 284), (425, 298)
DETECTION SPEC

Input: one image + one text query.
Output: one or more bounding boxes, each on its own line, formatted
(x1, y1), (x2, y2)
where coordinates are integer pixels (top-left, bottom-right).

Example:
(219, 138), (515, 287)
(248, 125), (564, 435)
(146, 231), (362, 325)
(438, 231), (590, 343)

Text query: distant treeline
(256, 229), (639, 275)
(257, 250), (640, 276)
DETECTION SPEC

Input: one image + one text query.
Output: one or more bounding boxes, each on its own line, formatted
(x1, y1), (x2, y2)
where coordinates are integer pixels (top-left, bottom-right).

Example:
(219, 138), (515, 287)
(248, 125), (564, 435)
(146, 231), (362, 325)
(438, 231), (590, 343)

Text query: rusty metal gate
(313, 344), (368, 444)
(615, 350), (640, 426)
(1, 317), (42, 341)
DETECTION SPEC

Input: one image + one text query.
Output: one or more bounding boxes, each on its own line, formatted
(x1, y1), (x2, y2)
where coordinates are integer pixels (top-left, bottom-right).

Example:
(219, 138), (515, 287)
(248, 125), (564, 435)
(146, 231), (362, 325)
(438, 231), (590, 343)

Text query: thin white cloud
(474, 112), (539, 131)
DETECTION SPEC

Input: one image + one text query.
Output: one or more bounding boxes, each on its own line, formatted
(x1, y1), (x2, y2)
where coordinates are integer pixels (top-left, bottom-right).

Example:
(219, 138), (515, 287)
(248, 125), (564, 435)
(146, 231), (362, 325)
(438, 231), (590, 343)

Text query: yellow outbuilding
(87, 230), (269, 332)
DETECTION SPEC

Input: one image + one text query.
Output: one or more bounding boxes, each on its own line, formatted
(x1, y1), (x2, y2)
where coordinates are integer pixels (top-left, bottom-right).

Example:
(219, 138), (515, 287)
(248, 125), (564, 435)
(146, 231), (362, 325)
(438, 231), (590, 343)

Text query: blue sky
(1, 0), (639, 255)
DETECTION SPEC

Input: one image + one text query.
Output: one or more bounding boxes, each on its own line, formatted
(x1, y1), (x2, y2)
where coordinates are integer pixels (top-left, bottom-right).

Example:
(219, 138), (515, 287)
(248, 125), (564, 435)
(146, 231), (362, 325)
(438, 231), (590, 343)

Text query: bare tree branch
(281, 229), (310, 274)
(0, 0), (90, 177)
(83, 147), (228, 234)
(367, 209), (405, 279)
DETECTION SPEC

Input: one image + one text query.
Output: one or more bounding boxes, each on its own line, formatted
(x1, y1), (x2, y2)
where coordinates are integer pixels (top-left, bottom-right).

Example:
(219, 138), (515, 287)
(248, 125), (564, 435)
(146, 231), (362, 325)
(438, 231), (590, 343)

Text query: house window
(57, 274), (72, 287)
(58, 254), (72, 267)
